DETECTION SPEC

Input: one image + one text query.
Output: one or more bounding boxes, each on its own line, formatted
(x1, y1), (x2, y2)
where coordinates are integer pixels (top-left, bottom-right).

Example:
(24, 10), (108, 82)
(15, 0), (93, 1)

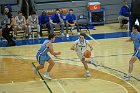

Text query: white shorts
(77, 51), (84, 59)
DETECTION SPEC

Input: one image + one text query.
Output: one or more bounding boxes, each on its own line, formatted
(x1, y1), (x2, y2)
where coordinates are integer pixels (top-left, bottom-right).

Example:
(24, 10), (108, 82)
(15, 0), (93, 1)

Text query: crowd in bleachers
(0, 6), (83, 46)
(14, 9), (79, 39)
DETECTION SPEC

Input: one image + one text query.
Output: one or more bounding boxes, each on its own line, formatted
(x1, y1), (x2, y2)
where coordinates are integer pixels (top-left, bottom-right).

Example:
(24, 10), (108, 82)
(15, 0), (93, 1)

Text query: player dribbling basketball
(70, 33), (97, 77)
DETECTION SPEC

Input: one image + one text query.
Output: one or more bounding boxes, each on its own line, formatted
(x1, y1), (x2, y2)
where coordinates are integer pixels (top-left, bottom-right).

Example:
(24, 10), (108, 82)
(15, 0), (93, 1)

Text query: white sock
(46, 72), (49, 76)
(127, 73), (131, 76)
(86, 70), (89, 73)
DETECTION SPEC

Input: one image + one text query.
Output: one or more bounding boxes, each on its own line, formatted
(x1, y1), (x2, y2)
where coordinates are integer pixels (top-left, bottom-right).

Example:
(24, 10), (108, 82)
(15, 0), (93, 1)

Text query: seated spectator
(118, 0), (131, 29)
(50, 9), (65, 36)
(38, 11), (50, 37)
(0, 27), (2, 41)
(13, 11), (28, 39)
(65, 9), (79, 37)
(1, 6), (16, 46)
(27, 11), (41, 39)
(0, 19), (2, 40)
(0, 5), (4, 40)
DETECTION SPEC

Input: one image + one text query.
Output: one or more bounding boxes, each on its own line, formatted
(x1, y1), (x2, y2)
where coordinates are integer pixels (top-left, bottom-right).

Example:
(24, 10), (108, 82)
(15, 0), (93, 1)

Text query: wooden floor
(0, 23), (140, 93)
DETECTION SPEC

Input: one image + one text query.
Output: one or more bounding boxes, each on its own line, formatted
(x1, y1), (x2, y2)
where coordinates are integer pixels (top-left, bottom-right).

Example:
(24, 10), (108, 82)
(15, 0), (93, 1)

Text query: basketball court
(0, 23), (140, 93)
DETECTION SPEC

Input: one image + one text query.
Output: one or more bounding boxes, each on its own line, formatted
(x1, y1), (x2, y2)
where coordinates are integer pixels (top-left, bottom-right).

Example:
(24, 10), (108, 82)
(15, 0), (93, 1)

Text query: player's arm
(47, 42), (61, 57)
(138, 37), (140, 51)
(27, 16), (30, 25)
(8, 17), (15, 28)
(70, 43), (76, 50)
(23, 16), (27, 25)
(126, 38), (132, 42)
(36, 16), (39, 25)
(88, 43), (93, 51)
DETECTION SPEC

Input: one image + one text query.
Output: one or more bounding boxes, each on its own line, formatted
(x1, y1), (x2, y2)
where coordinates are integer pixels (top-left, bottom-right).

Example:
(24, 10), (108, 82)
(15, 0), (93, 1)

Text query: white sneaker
(86, 72), (91, 77)
(29, 35), (32, 39)
(61, 33), (65, 37)
(38, 35), (41, 38)
(44, 74), (52, 80)
(66, 34), (69, 37)
(71, 27), (75, 30)
(122, 74), (130, 81)
(89, 60), (98, 67)
(78, 32), (80, 35)
(33, 67), (37, 74)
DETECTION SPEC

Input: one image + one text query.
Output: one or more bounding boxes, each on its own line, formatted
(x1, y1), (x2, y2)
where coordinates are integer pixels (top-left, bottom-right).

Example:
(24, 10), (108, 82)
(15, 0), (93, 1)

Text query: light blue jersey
(36, 40), (51, 64)
(131, 32), (140, 51)
(131, 32), (140, 58)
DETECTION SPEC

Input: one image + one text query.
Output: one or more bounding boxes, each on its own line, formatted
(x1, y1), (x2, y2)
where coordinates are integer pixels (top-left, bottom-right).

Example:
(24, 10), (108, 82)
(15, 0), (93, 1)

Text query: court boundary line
(32, 62), (53, 93)
(57, 81), (67, 93)
(55, 56), (140, 82)
(54, 78), (128, 93)
(92, 69), (140, 93)
(1, 52), (139, 82)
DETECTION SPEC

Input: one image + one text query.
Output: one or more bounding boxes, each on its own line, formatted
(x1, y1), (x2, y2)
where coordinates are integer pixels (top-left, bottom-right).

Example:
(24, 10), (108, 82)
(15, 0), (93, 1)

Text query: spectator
(27, 11), (41, 39)
(1, 6), (16, 46)
(118, 0), (131, 29)
(38, 11), (50, 37)
(130, 0), (140, 32)
(0, 26), (2, 41)
(50, 9), (65, 36)
(65, 9), (79, 37)
(13, 11), (28, 39)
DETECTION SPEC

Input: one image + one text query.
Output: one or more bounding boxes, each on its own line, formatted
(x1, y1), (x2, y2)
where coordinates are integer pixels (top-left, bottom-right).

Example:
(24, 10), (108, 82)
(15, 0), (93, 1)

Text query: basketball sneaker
(122, 74), (130, 81)
(86, 71), (91, 77)
(61, 33), (65, 37)
(44, 74), (52, 80)
(38, 34), (41, 38)
(66, 34), (69, 37)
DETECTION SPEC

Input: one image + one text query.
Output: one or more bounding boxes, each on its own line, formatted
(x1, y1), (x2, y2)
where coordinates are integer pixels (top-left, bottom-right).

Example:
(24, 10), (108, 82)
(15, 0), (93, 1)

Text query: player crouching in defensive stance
(33, 34), (61, 80)
(70, 33), (97, 77)
(123, 25), (140, 80)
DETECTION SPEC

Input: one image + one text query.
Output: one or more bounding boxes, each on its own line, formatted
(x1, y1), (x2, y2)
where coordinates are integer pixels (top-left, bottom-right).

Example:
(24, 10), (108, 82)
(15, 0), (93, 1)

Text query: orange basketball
(84, 50), (91, 58)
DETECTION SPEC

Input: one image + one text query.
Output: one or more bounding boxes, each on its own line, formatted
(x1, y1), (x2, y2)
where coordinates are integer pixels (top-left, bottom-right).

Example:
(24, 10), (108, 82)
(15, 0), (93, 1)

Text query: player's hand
(138, 47), (140, 51)
(53, 23), (57, 25)
(57, 52), (61, 55)
(7, 25), (11, 28)
(70, 47), (75, 50)
(54, 55), (60, 58)
(126, 39), (132, 42)
(58, 14), (60, 17)
(70, 24), (75, 27)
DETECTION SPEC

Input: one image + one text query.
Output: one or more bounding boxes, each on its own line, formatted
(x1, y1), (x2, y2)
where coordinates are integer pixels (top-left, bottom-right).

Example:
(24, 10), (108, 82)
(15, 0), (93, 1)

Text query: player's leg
(37, 24), (41, 38)
(13, 25), (18, 39)
(88, 58), (98, 67)
(33, 54), (46, 74)
(43, 58), (55, 80)
(77, 52), (91, 77)
(66, 23), (69, 37)
(22, 25), (28, 38)
(123, 55), (137, 80)
(28, 25), (32, 39)
(81, 58), (90, 77)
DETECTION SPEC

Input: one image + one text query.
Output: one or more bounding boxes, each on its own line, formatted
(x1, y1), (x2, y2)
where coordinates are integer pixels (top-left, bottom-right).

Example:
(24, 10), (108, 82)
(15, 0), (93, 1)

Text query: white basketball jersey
(29, 16), (37, 25)
(75, 39), (89, 53)
(15, 16), (24, 25)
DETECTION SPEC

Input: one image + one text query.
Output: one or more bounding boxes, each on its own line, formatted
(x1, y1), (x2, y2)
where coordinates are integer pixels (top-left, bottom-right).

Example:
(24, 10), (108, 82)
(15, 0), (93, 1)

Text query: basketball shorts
(133, 50), (140, 59)
(36, 52), (51, 65)
(77, 52), (84, 59)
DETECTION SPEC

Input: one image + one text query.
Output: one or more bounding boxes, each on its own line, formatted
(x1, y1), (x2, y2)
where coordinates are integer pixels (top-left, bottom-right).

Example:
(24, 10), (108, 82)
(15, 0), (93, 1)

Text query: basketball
(84, 50), (91, 58)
